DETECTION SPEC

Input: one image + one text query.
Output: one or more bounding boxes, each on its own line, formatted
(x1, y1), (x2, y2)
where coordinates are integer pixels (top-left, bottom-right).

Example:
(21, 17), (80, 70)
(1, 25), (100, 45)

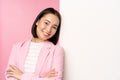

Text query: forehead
(42, 13), (59, 23)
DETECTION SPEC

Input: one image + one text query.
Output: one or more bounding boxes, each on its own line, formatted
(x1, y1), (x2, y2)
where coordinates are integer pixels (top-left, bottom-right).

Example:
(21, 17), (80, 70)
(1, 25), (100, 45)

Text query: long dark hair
(31, 7), (61, 45)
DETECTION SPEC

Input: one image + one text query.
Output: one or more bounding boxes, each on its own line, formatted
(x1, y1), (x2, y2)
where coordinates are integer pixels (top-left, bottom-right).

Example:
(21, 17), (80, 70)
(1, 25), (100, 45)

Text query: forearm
(21, 73), (63, 80)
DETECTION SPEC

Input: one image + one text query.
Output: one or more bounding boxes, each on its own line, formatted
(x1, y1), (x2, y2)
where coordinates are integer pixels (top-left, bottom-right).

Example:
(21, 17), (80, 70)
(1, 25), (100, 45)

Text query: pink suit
(5, 39), (64, 80)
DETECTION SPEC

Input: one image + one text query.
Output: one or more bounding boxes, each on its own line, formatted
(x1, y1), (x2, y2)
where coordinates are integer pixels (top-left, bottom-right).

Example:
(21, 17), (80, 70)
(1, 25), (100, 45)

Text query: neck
(32, 38), (45, 43)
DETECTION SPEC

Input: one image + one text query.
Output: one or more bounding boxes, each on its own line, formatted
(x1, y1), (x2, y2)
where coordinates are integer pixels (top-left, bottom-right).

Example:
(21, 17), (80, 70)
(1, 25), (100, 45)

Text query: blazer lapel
(35, 41), (52, 75)
(19, 39), (31, 71)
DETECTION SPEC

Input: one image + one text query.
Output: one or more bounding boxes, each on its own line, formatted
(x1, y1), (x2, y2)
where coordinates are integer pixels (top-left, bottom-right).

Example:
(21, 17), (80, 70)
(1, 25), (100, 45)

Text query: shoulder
(45, 41), (64, 51)
(53, 43), (64, 56)
(44, 41), (64, 54)
(53, 44), (65, 59)
(55, 44), (64, 52)
(12, 39), (30, 48)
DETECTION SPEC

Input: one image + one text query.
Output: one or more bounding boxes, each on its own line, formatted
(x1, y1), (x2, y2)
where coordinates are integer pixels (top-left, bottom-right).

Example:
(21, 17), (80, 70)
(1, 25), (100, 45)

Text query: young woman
(5, 7), (64, 80)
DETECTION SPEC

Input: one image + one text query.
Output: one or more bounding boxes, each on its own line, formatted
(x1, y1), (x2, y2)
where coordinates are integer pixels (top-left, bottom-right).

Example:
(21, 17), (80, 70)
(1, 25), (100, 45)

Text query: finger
(50, 69), (58, 74)
(6, 72), (13, 75)
(48, 73), (57, 78)
(6, 70), (16, 75)
(9, 65), (21, 73)
(49, 70), (58, 74)
(7, 75), (14, 78)
(9, 65), (16, 71)
(6, 71), (17, 78)
(6, 72), (15, 78)
(6, 69), (13, 72)
(6, 69), (16, 75)
(50, 69), (55, 71)
(7, 67), (15, 73)
(49, 71), (57, 74)
(47, 71), (58, 78)
(7, 74), (16, 78)
(9, 65), (18, 70)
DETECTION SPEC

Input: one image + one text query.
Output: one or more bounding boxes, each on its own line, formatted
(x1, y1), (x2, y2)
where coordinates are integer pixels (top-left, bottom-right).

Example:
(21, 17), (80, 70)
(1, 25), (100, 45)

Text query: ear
(36, 20), (40, 25)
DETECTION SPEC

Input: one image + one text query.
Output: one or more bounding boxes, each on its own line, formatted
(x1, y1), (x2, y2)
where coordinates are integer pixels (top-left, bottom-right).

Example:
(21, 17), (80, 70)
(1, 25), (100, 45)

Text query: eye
(52, 26), (58, 30)
(44, 22), (49, 25)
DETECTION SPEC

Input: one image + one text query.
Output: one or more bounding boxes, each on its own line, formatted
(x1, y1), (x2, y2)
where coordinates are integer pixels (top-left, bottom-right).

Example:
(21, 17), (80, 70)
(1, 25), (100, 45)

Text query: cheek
(52, 30), (57, 35)
(36, 27), (39, 35)
(36, 27), (42, 35)
(40, 25), (45, 29)
(37, 23), (45, 30)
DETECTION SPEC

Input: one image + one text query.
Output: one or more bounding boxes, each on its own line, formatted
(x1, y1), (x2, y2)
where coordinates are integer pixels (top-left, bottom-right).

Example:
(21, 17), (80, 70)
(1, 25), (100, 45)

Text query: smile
(43, 30), (50, 37)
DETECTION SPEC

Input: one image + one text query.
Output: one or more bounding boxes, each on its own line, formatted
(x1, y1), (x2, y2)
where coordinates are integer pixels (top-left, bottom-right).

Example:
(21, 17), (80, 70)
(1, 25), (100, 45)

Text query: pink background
(0, 0), (59, 80)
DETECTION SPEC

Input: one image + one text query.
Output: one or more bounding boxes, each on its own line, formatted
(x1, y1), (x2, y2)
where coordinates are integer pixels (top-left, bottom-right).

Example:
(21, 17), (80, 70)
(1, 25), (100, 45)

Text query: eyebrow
(45, 19), (51, 23)
(45, 19), (58, 27)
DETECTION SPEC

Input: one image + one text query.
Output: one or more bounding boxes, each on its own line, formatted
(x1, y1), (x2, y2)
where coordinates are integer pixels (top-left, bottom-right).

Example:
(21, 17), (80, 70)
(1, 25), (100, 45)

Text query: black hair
(31, 7), (61, 45)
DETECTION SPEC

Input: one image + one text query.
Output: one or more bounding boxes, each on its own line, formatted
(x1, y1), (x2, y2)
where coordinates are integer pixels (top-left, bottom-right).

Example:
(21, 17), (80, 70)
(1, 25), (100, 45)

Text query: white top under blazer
(24, 42), (44, 73)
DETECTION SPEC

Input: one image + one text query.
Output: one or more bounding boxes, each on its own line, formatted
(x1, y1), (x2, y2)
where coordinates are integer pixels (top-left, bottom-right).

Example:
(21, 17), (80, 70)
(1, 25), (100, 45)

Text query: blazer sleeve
(52, 45), (64, 80)
(21, 45), (65, 80)
(5, 43), (21, 80)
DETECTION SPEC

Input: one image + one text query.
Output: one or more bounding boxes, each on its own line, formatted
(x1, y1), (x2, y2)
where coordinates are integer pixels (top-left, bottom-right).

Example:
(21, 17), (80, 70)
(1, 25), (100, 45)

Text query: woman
(5, 7), (64, 80)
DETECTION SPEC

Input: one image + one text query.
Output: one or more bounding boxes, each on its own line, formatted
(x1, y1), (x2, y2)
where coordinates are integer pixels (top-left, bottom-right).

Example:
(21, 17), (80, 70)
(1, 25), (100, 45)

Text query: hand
(44, 69), (58, 78)
(6, 65), (23, 80)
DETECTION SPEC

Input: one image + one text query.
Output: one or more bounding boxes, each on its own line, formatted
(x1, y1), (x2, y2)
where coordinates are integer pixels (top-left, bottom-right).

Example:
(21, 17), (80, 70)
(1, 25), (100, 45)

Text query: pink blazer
(5, 39), (64, 80)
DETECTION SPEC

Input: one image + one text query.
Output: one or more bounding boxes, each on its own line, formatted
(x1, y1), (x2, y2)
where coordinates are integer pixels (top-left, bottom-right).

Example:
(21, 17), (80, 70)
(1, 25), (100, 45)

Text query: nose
(46, 26), (52, 33)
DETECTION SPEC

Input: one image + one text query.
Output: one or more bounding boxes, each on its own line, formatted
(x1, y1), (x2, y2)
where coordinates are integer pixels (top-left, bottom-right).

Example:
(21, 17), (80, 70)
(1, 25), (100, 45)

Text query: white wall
(60, 0), (120, 80)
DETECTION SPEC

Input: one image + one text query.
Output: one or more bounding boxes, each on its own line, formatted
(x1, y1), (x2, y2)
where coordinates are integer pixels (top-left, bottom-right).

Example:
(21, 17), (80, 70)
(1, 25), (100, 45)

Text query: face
(35, 13), (59, 42)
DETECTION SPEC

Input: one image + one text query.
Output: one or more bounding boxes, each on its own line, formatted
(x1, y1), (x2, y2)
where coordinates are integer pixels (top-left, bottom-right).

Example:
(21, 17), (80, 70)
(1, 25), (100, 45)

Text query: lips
(42, 30), (50, 37)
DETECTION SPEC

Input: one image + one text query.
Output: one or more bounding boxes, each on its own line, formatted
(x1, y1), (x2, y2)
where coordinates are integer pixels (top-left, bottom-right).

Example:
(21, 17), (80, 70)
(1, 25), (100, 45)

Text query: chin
(43, 36), (51, 40)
